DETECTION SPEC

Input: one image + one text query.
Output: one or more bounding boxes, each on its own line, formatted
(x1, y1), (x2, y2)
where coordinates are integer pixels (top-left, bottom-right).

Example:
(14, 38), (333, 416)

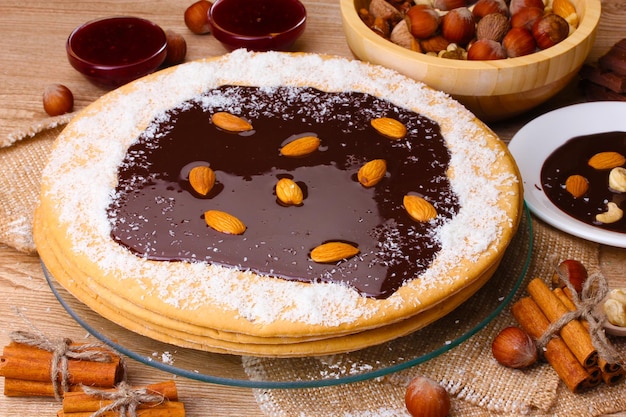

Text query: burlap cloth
(1, 117), (625, 416)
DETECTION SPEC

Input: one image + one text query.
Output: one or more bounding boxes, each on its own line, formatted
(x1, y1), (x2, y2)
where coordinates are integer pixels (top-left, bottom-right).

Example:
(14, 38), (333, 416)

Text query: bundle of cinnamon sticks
(0, 340), (124, 397)
(57, 380), (185, 417)
(511, 278), (625, 393)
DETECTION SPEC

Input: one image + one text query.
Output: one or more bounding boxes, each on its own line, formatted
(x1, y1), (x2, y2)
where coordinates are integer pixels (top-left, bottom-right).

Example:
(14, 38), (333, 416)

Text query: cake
(34, 50), (522, 356)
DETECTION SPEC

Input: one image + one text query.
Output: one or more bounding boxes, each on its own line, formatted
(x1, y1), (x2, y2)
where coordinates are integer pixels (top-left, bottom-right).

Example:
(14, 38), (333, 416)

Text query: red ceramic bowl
(66, 16), (167, 88)
(208, 0), (307, 52)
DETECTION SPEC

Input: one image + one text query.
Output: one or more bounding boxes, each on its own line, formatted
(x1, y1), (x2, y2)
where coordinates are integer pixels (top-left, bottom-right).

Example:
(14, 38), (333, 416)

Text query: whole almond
(204, 210), (246, 235)
(280, 136), (321, 157)
(403, 195), (437, 222)
(358, 159), (387, 187)
(371, 117), (407, 140)
(211, 111), (253, 132)
(588, 151), (626, 170)
(310, 242), (360, 263)
(276, 178), (304, 206)
(564, 174), (588, 198)
(189, 165), (216, 196)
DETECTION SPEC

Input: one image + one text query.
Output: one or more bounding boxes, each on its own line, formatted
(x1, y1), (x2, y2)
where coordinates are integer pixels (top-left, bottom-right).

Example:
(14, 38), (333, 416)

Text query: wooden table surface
(1, 1), (626, 416)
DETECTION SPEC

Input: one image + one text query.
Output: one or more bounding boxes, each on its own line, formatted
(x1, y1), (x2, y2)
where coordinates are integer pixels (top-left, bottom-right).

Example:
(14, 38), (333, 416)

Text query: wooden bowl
(340, 0), (601, 121)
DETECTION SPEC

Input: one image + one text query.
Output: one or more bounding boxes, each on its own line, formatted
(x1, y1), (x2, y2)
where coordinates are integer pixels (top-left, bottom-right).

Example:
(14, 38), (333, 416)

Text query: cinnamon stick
(511, 297), (593, 393)
(527, 278), (598, 368)
(62, 381), (178, 413)
(3, 378), (83, 397)
(57, 401), (185, 417)
(602, 368), (626, 386)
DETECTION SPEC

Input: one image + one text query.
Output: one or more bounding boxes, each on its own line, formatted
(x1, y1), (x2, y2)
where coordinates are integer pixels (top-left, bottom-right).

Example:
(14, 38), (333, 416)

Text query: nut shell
(476, 12), (511, 42)
(492, 326), (538, 369)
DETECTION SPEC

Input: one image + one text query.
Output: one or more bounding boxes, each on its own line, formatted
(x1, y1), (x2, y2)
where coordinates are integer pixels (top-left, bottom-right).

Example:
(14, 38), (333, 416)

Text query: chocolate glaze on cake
(108, 85), (459, 299)
(541, 131), (626, 233)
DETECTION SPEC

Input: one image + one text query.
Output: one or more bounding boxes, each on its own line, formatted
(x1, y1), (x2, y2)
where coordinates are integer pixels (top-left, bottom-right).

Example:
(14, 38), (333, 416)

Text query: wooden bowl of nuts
(340, 0), (601, 121)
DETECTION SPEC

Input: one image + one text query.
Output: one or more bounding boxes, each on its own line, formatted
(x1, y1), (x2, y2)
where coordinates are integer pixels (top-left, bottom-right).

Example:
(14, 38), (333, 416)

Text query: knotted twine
(10, 308), (125, 401)
(80, 381), (166, 417)
(535, 267), (623, 365)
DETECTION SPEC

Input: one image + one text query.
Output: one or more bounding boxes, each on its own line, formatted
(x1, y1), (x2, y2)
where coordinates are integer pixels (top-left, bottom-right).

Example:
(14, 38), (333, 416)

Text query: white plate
(508, 101), (626, 248)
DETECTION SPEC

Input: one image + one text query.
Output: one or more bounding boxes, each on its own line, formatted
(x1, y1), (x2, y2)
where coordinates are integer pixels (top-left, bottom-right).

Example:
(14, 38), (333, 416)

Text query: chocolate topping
(107, 86), (459, 298)
(541, 131), (626, 233)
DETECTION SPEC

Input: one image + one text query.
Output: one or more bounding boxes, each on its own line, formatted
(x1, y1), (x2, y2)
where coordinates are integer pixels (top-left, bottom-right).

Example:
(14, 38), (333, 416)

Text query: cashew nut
(608, 167), (626, 192)
(596, 202), (623, 224)
(604, 298), (626, 327)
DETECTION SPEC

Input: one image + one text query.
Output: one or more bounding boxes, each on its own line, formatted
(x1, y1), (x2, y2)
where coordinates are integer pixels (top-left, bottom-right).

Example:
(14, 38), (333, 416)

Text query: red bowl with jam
(208, 0), (307, 52)
(66, 16), (167, 88)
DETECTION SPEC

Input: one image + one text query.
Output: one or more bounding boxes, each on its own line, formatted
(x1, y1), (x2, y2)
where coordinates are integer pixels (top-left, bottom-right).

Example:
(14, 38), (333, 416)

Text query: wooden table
(1, 1), (625, 415)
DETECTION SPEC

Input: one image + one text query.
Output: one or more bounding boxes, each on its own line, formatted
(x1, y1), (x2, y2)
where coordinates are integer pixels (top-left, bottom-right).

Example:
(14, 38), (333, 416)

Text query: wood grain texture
(1, 0), (625, 415)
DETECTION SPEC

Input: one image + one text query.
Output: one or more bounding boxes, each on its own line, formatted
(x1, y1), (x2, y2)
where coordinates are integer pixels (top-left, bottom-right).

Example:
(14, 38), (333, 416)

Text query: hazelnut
(369, 0), (403, 22)
(491, 326), (538, 369)
(532, 13), (570, 50)
(43, 84), (74, 116)
(184, 0), (212, 34)
(509, 0), (545, 16)
(502, 26), (537, 57)
(390, 20), (421, 51)
(472, 0), (509, 19)
(467, 38), (506, 60)
(441, 7), (475, 45)
(433, 0), (467, 11)
(510, 7), (544, 31)
(406, 5), (441, 39)
(476, 12), (511, 42)
(419, 35), (451, 53)
(405, 376), (450, 417)
(164, 30), (187, 66)
(552, 259), (588, 293)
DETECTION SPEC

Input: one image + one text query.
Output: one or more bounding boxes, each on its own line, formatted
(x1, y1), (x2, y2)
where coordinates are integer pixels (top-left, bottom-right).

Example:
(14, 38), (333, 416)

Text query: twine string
(81, 381), (165, 417)
(536, 268), (622, 365)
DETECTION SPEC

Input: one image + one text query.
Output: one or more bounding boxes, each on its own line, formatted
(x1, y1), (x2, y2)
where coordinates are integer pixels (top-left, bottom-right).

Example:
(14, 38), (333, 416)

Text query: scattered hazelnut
(43, 84), (74, 116)
(164, 30), (187, 66)
(552, 259), (588, 293)
(502, 26), (537, 57)
(405, 376), (451, 417)
(184, 0), (212, 34)
(467, 38), (507, 60)
(472, 0), (509, 19)
(491, 326), (538, 369)
(476, 12), (511, 43)
(441, 7), (476, 45)
(405, 5), (441, 39)
(532, 13), (570, 50)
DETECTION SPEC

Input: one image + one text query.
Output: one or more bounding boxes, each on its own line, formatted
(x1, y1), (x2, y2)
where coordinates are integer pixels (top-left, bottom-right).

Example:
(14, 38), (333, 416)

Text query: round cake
(34, 50), (522, 356)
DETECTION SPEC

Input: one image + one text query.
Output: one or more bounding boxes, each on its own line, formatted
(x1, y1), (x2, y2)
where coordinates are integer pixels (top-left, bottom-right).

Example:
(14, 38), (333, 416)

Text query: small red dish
(66, 16), (167, 88)
(208, 0), (307, 52)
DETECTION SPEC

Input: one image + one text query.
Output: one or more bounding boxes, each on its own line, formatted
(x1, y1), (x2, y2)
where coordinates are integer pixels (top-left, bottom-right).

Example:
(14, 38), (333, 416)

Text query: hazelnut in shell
(441, 7), (475, 45)
(406, 5), (441, 39)
(509, 0), (545, 16)
(472, 0), (509, 19)
(433, 0), (467, 11)
(492, 326), (538, 369)
(510, 6), (544, 31)
(405, 376), (451, 417)
(552, 259), (588, 294)
(476, 12), (511, 42)
(503, 26), (536, 57)
(185, 0), (213, 34)
(467, 38), (506, 60)
(164, 30), (187, 66)
(43, 84), (74, 116)
(532, 13), (570, 49)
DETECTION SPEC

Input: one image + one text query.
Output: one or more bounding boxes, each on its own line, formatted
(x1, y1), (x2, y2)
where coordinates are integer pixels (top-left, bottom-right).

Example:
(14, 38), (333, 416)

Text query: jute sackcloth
(1, 118), (625, 416)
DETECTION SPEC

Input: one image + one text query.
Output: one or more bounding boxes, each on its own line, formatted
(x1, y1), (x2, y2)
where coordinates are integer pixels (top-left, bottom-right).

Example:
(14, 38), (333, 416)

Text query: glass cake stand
(44, 205), (532, 389)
